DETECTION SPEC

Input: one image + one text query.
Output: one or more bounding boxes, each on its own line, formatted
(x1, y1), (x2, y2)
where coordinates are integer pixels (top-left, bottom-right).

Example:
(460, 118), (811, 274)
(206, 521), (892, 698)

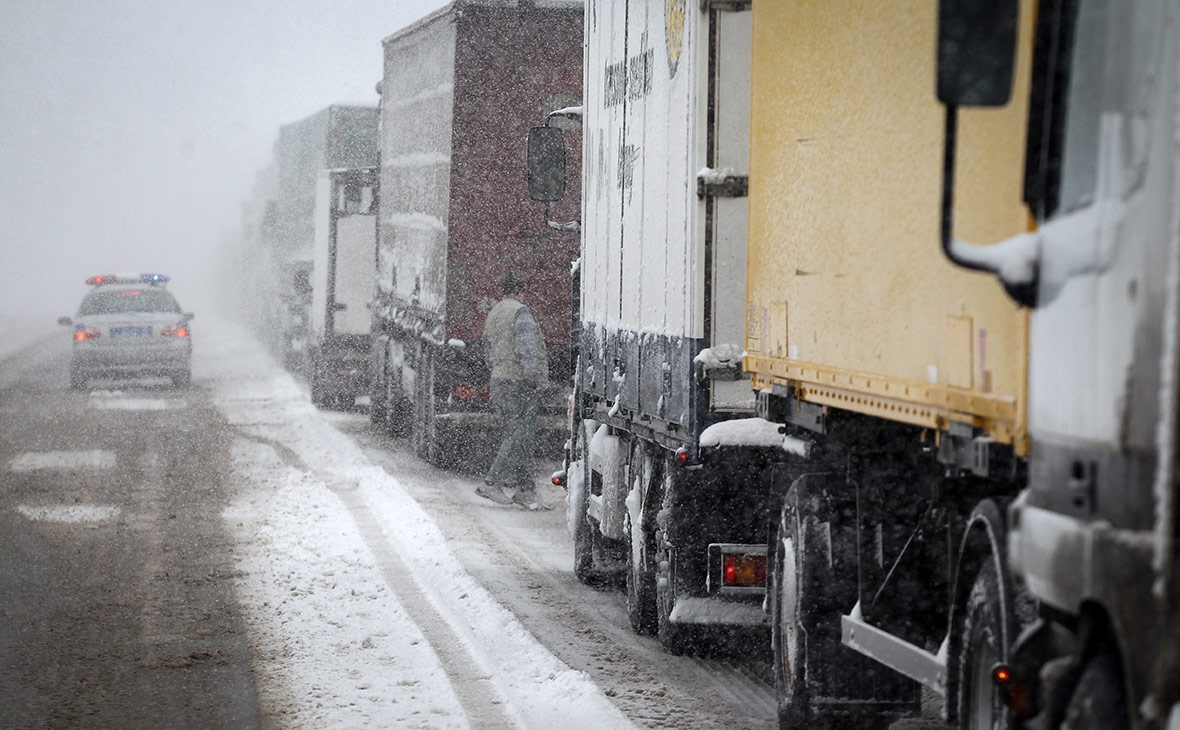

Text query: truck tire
(1061, 651), (1129, 730)
(625, 447), (659, 636)
(958, 560), (1013, 730)
(571, 427), (613, 585)
(655, 524), (693, 655)
(369, 357), (387, 426)
(772, 475), (891, 730)
(310, 355), (328, 408)
(411, 351), (442, 464)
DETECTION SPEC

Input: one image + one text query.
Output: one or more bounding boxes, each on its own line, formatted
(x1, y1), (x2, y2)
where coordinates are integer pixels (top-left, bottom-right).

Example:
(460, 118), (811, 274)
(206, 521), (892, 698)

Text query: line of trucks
(232, 1), (1179, 729)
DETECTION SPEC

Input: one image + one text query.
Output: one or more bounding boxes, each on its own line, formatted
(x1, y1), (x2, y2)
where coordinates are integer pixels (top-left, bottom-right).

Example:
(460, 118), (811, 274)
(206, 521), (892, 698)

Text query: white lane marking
(16, 504), (121, 523)
(8, 450), (117, 472)
(89, 393), (186, 411)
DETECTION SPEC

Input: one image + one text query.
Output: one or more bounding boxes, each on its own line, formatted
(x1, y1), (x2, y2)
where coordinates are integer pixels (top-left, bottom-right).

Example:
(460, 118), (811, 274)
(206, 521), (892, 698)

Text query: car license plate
(111, 327), (150, 337)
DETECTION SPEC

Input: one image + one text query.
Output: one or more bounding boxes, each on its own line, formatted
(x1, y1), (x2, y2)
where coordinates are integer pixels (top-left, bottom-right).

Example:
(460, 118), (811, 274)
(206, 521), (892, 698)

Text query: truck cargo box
(371, 0), (584, 462)
(744, 0), (1034, 451)
(579, 0), (752, 441)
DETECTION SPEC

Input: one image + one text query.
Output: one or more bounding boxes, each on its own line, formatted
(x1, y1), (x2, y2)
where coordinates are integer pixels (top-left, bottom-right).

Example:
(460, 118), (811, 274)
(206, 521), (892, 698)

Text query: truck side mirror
(527, 126), (567, 203)
(58, 316), (72, 326)
(937, 0), (1018, 107)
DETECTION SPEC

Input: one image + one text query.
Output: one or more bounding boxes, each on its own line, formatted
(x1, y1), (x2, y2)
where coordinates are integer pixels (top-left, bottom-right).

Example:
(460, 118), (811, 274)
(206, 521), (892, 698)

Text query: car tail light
(160, 326), (188, 337)
(723, 554), (767, 588)
(74, 329), (101, 341)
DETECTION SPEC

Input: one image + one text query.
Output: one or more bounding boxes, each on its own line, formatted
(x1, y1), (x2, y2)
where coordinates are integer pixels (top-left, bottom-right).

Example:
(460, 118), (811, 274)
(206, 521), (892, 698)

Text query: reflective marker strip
(8, 450), (116, 472)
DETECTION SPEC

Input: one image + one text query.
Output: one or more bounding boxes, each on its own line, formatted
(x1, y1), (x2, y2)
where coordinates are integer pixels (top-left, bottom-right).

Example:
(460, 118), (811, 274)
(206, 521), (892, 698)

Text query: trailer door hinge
(697, 172), (748, 199)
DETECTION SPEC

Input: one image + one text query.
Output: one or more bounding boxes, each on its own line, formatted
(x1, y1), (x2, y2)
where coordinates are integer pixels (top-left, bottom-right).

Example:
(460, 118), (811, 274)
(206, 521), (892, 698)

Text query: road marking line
(89, 394), (186, 411)
(15, 504), (121, 523)
(8, 450), (116, 471)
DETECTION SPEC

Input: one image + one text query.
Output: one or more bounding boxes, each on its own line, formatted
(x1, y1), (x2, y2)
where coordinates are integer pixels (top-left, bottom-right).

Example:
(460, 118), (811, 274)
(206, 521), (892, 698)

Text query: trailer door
(705, 6), (752, 411)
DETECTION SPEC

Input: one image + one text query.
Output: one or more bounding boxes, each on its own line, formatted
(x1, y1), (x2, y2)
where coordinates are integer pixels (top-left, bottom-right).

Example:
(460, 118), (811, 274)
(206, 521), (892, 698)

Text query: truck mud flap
(774, 469), (921, 727)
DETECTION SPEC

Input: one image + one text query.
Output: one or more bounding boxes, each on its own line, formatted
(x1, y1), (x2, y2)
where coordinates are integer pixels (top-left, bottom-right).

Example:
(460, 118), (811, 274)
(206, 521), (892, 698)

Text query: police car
(58, 274), (194, 389)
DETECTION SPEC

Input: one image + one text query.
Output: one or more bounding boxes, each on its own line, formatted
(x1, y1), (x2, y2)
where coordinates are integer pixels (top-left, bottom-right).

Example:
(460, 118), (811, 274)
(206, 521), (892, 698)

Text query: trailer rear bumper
(668, 595), (769, 628)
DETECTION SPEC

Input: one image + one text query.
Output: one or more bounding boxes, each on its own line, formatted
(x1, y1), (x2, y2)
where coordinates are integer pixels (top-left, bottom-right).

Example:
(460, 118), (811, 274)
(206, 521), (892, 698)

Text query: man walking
(476, 270), (548, 509)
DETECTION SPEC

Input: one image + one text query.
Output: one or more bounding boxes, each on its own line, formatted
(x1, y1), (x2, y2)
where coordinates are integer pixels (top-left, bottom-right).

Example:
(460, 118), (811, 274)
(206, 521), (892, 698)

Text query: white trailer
(534, 0), (780, 653)
(308, 167), (378, 409)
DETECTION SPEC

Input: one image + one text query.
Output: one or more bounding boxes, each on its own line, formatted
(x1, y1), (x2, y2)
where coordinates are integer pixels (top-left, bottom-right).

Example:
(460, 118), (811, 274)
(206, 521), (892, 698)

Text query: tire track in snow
(347, 427), (776, 730)
(331, 483), (518, 730)
(230, 428), (516, 728)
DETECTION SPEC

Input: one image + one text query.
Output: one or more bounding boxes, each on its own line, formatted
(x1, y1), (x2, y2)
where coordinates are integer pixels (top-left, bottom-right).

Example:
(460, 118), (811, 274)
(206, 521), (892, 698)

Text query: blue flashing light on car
(85, 273), (170, 287)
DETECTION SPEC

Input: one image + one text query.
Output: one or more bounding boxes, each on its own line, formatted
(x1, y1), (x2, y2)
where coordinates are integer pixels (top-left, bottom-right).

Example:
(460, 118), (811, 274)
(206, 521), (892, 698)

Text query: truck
(528, 0), (787, 648)
(308, 167), (378, 409)
(250, 105), (379, 372)
(368, 0), (583, 466)
(741, 1), (1180, 729)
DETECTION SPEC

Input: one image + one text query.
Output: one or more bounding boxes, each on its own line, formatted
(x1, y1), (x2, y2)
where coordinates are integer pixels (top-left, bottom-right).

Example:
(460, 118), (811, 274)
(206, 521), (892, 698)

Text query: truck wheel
(411, 350), (446, 464)
(958, 560), (1013, 730)
(571, 430), (611, 585)
(625, 449), (659, 636)
(69, 367), (86, 391)
(772, 477), (891, 730)
(1061, 651), (1129, 730)
(369, 363), (387, 426)
(774, 483), (829, 728)
(171, 368), (191, 389)
(655, 524), (693, 655)
(310, 357), (328, 408)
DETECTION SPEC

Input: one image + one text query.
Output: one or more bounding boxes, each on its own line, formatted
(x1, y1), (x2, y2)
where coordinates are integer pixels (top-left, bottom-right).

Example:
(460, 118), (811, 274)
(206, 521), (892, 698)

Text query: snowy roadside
(201, 321), (636, 729)
(0, 314), (56, 364)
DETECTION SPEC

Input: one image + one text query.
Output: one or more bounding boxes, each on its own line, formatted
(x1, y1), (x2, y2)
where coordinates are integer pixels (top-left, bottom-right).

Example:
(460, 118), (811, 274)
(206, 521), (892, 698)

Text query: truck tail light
(451, 384), (489, 400)
(723, 554), (767, 588)
(74, 329), (101, 341)
(160, 326), (189, 338)
(708, 544), (768, 594)
(992, 663), (1032, 716)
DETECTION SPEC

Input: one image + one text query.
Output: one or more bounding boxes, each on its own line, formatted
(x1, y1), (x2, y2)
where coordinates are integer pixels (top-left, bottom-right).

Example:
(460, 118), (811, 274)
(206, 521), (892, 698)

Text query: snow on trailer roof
(381, 0), (584, 46)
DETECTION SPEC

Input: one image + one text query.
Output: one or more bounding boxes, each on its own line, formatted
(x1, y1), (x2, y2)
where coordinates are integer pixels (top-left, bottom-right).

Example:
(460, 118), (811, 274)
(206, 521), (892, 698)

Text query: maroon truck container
(370, 0), (583, 466)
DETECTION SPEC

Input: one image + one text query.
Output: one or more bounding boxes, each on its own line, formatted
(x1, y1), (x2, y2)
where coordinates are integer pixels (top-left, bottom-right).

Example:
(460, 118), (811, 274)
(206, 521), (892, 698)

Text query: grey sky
(0, 0), (447, 320)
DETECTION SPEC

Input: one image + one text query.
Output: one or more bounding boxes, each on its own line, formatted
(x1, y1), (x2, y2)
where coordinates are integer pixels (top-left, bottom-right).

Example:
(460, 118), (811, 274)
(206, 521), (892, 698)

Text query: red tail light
(74, 329), (100, 341)
(722, 554), (767, 588)
(992, 664), (1032, 715)
(160, 327), (188, 338)
(451, 384), (489, 400)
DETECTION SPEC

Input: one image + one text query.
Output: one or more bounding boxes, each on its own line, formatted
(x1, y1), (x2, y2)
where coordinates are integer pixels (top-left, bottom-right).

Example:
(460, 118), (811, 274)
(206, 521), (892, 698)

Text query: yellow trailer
(742, 2), (1049, 729)
(744, 0), (1034, 454)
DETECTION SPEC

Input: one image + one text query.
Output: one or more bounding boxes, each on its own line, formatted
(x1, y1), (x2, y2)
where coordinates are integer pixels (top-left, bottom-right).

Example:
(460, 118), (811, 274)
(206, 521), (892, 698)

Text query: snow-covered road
(201, 321), (779, 729)
(205, 322), (642, 728)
